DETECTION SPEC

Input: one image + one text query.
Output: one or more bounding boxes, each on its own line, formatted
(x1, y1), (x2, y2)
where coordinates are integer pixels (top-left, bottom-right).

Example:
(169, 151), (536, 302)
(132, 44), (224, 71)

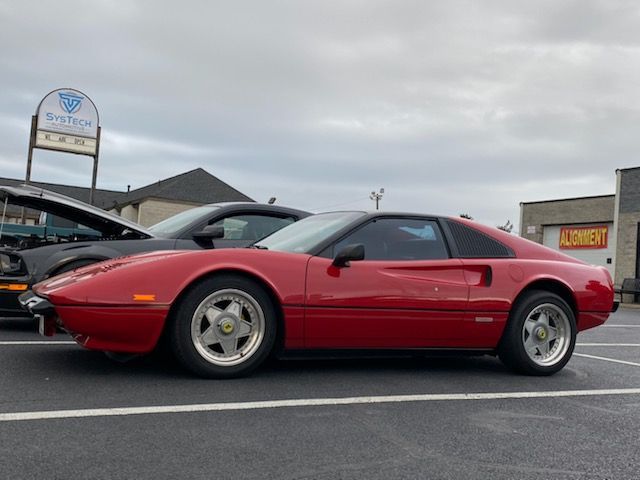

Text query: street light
(370, 188), (384, 210)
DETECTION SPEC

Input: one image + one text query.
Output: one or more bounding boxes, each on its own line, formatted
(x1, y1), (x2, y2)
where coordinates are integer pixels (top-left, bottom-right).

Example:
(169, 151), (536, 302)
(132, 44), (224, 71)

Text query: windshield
(255, 211), (365, 253)
(149, 205), (220, 237)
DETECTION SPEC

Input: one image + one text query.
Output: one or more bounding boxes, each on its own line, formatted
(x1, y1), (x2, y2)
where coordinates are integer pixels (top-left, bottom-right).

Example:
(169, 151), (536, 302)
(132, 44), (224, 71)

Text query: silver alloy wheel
(190, 288), (265, 366)
(521, 302), (571, 366)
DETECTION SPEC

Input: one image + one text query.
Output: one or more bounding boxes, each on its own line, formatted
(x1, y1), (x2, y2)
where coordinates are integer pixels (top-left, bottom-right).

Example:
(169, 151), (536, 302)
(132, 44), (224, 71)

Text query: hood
(0, 184), (153, 238)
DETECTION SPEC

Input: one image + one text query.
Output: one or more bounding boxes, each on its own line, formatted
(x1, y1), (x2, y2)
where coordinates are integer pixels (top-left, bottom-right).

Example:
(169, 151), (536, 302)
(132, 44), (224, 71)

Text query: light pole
(370, 188), (384, 210)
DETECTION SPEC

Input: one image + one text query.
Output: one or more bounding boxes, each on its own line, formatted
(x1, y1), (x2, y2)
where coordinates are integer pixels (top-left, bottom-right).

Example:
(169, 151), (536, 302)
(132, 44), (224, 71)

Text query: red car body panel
(32, 216), (615, 355)
(56, 305), (169, 353)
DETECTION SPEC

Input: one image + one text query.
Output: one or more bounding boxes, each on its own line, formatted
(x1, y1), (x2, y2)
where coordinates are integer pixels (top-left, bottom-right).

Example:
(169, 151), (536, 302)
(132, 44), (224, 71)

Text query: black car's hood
(0, 185), (153, 238)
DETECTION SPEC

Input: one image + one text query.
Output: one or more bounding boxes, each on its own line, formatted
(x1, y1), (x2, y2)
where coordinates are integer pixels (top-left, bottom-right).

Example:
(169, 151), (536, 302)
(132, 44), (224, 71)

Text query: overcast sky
(1, 1), (639, 230)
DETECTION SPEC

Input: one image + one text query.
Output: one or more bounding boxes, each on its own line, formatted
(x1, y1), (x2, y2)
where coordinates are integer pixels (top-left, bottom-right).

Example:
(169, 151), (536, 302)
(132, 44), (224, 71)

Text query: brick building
(0, 168), (253, 227)
(520, 167), (640, 286)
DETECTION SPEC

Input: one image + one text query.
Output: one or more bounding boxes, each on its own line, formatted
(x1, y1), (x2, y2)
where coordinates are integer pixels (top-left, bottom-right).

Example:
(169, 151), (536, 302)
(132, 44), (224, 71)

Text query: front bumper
(18, 290), (55, 316)
(0, 249), (33, 318)
(18, 291), (57, 336)
(0, 276), (33, 318)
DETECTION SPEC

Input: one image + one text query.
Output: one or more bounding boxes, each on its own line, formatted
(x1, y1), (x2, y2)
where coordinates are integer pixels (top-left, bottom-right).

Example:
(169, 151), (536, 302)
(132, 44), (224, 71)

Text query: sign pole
(89, 126), (101, 205)
(25, 115), (37, 185)
(21, 115), (38, 223)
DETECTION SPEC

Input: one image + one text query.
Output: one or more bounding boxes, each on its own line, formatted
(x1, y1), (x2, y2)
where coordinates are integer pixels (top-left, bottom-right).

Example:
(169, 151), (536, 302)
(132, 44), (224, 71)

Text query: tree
(497, 220), (513, 233)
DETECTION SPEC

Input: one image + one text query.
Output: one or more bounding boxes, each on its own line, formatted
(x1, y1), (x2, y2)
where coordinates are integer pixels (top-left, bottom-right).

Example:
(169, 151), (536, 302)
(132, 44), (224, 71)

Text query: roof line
(520, 194), (614, 206)
(617, 166), (640, 173)
(126, 167), (206, 194)
(0, 177), (125, 194)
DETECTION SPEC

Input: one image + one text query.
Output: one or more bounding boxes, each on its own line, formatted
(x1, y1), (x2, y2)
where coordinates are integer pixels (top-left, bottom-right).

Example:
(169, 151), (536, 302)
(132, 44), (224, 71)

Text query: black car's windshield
(254, 211), (365, 253)
(149, 205), (220, 237)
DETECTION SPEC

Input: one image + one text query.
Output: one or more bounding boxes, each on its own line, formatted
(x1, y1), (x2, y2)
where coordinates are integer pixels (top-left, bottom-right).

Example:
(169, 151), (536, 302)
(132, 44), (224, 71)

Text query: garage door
(542, 223), (615, 275)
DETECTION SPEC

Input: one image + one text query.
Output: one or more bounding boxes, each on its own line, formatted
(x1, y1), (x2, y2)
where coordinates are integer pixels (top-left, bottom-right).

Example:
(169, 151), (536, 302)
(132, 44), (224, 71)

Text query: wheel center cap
(220, 319), (235, 335)
(535, 326), (547, 341)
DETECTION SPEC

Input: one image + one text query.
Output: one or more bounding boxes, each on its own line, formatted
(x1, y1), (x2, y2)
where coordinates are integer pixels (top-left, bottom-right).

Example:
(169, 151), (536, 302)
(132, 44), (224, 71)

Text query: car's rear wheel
(498, 290), (576, 375)
(168, 275), (277, 378)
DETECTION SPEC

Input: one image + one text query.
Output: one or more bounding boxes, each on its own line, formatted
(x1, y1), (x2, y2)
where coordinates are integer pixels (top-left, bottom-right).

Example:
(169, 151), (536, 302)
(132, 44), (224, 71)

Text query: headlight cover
(0, 251), (27, 275)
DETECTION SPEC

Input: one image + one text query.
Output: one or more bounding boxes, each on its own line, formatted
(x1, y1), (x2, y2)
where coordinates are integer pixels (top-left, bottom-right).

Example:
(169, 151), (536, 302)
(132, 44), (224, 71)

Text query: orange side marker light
(133, 294), (156, 302)
(0, 284), (28, 291)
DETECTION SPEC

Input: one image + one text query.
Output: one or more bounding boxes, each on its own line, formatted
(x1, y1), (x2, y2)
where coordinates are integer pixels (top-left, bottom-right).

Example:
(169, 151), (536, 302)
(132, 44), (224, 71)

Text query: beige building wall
(614, 167), (640, 285)
(614, 212), (639, 285)
(120, 204), (139, 224)
(137, 198), (201, 227)
(519, 195), (615, 244)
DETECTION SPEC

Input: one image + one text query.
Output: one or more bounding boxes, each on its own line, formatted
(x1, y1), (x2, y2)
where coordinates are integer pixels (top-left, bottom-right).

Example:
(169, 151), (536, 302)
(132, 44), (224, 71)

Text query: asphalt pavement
(1, 310), (639, 479)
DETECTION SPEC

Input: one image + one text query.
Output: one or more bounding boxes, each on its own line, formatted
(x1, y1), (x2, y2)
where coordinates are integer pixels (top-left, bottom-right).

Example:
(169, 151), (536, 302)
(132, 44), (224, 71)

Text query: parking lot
(1, 309), (639, 480)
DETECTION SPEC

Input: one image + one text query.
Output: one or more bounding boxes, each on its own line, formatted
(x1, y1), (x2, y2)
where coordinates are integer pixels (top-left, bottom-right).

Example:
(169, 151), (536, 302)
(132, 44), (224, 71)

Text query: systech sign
(559, 225), (608, 250)
(34, 88), (99, 155)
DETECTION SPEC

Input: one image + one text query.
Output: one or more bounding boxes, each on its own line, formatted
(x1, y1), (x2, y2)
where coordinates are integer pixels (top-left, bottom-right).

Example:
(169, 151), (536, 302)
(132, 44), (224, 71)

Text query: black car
(0, 185), (309, 318)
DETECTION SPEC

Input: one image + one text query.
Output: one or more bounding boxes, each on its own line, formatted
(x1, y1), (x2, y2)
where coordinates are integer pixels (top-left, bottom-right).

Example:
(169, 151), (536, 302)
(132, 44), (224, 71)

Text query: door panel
(304, 256), (470, 348)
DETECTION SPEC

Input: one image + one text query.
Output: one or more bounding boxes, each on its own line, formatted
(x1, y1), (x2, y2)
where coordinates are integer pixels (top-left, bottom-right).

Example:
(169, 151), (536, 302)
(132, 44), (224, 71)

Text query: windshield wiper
(249, 244), (268, 250)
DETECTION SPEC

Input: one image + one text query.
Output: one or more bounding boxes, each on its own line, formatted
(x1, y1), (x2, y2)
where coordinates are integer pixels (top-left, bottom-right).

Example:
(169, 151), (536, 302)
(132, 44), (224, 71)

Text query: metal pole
(25, 115), (36, 184)
(0, 196), (8, 242)
(21, 115), (38, 224)
(89, 126), (101, 206)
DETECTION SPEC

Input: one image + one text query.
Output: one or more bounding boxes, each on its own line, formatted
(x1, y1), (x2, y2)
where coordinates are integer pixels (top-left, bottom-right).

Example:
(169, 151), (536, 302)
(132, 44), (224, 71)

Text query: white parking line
(0, 341), (75, 345)
(602, 325), (640, 328)
(577, 343), (640, 347)
(2, 388), (640, 423)
(574, 353), (640, 367)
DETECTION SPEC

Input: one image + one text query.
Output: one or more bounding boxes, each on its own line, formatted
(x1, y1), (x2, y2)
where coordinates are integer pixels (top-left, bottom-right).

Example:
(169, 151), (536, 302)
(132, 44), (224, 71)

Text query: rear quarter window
(445, 220), (514, 258)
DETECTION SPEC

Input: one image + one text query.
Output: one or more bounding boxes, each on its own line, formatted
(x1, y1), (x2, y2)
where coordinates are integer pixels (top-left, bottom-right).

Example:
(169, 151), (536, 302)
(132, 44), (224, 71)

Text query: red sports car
(21, 212), (616, 378)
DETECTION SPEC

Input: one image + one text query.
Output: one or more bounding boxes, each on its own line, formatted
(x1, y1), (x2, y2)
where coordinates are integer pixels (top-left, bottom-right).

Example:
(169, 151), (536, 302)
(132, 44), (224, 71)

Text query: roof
(0, 168), (254, 216)
(519, 194), (615, 206)
(0, 176), (126, 210)
(118, 168), (253, 207)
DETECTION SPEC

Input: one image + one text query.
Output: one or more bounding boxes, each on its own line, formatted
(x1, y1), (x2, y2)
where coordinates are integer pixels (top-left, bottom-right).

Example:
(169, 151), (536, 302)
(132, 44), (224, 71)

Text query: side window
(332, 218), (449, 261)
(49, 214), (77, 229)
(212, 215), (295, 241)
(445, 220), (514, 258)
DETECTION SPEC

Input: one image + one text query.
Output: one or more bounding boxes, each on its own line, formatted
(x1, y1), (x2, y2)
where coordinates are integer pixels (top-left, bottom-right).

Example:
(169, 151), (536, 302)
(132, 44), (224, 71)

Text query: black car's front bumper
(18, 290), (55, 316)
(1, 249), (33, 318)
(0, 275), (33, 318)
(18, 291), (58, 336)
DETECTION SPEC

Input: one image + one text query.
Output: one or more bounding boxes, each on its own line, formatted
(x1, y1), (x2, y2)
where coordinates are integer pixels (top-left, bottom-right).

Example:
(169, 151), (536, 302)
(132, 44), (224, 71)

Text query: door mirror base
(332, 244), (365, 267)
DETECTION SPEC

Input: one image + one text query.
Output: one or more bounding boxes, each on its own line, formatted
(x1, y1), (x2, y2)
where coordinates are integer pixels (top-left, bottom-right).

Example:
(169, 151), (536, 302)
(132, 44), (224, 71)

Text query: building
(520, 167), (640, 286)
(0, 168), (253, 227)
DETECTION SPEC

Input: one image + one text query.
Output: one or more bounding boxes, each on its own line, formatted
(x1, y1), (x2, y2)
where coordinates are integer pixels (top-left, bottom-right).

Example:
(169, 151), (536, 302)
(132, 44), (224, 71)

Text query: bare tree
(497, 220), (513, 233)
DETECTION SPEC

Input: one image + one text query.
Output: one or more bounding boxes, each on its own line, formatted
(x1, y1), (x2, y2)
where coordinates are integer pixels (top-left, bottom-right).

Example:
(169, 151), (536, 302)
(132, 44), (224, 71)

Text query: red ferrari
(21, 212), (615, 378)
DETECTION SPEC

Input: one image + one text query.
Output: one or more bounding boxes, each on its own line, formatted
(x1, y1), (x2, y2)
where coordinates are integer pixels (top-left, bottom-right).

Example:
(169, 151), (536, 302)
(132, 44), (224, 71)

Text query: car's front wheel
(498, 290), (576, 375)
(168, 275), (277, 378)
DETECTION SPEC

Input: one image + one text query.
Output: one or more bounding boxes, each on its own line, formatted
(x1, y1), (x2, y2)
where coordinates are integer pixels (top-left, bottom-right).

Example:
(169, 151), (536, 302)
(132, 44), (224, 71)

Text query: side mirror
(332, 243), (365, 267)
(192, 225), (225, 247)
(193, 224), (225, 239)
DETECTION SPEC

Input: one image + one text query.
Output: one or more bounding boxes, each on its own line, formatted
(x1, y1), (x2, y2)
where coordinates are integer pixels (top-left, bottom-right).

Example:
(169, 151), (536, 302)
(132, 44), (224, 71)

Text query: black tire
(498, 290), (576, 376)
(168, 275), (277, 378)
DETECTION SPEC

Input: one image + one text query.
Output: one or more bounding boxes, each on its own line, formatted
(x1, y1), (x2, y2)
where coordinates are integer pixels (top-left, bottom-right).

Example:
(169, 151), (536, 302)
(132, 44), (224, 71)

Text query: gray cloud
(1, 0), (638, 229)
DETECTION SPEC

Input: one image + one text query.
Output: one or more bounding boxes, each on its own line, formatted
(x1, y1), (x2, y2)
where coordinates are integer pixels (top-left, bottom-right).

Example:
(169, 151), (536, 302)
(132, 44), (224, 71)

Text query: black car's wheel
(498, 290), (576, 376)
(168, 275), (277, 378)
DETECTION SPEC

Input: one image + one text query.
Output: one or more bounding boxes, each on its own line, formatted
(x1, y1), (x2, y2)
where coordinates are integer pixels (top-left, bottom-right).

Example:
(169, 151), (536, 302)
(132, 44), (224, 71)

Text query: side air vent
(445, 221), (514, 258)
